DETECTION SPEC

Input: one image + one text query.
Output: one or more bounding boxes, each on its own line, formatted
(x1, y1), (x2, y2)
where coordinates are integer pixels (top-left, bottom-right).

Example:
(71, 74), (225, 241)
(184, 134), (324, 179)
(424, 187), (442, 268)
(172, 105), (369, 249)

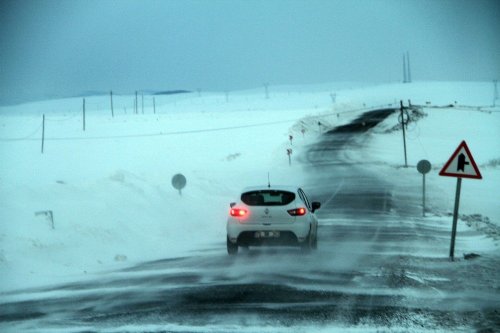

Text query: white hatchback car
(226, 185), (321, 254)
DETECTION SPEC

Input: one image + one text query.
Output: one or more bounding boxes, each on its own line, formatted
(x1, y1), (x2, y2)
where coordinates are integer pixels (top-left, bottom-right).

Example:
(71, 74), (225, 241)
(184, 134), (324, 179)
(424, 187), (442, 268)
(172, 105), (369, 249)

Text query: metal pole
(422, 174), (426, 217)
(449, 178), (462, 260)
(403, 54), (407, 83)
(110, 90), (114, 118)
(41, 114), (45, 153)
(83, 98), (86, 131)
(400, 101), (408, 167)
(407, 51), (411, 83)
(494, 80), (498, 106)
(135, 91), (138, 114)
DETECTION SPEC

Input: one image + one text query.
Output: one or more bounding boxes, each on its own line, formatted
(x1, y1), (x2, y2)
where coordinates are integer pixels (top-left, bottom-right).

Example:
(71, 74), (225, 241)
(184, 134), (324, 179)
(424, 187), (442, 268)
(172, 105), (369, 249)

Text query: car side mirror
(230, 202), (236, 208)
(311, 202), (321, 213)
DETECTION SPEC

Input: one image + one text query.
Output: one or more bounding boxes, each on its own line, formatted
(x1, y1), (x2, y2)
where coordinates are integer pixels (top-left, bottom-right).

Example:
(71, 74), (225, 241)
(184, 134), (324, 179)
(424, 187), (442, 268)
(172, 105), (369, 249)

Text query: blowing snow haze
(1, 0), (499, 106)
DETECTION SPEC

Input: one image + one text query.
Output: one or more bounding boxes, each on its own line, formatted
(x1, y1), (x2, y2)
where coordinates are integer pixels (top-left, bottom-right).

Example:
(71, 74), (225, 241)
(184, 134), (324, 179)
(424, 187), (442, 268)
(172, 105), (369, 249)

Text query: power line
(0, 102), (416, 143)
(0, 119), (297, 142)
(0, 123), (43, 141)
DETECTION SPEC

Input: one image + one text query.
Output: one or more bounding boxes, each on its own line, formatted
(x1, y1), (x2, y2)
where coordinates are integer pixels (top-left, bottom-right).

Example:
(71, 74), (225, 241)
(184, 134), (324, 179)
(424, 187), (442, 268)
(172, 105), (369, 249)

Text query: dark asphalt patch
(327, 108), (396, 134)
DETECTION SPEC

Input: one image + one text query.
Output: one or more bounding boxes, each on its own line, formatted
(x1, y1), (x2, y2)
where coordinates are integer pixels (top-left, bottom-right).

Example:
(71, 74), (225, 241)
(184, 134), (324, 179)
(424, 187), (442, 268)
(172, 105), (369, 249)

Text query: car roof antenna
(267, 172), (271, 188)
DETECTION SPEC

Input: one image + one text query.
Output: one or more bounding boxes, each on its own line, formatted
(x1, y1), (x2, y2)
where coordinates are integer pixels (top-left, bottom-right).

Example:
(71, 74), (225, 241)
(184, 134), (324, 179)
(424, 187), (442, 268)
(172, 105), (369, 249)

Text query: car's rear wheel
(227, 237), (238, 255)
(301, 227), (318, 252)
(301, 232), (313, 252)
(312, 234), (318, 250)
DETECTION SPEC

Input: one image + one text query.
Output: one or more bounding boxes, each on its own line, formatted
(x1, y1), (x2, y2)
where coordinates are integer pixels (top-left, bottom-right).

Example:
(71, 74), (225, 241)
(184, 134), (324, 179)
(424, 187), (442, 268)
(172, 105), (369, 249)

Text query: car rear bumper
(236, 231), (300, 246)
(227, 222), (310, 246)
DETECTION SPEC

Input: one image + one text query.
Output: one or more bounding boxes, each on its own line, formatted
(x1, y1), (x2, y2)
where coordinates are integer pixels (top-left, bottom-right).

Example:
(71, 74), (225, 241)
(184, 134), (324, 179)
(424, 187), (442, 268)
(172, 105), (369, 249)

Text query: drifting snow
(0, 81), (498, 292)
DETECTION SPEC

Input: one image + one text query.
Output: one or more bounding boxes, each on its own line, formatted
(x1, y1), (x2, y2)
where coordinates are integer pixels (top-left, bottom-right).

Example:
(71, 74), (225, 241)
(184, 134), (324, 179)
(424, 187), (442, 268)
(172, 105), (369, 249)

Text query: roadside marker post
(287, 148), (292, 166)
(439, 141), (482, 261)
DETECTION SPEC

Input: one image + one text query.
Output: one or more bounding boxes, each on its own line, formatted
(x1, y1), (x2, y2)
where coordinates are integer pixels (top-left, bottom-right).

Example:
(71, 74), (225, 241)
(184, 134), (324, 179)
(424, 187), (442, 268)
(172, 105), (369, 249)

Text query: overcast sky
(1, 0), (499, 105)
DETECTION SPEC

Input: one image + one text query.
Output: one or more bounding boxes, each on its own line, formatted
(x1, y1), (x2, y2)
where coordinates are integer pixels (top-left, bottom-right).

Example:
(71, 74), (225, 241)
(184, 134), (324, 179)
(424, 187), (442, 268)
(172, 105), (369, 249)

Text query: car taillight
(287, 207), (307, 216)
(230, 208), (248, 217)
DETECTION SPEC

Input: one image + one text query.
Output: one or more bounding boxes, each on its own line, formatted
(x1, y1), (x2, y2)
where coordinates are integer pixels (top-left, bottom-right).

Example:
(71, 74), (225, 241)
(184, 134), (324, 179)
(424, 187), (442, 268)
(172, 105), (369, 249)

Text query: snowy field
(1, 81), (499, 294)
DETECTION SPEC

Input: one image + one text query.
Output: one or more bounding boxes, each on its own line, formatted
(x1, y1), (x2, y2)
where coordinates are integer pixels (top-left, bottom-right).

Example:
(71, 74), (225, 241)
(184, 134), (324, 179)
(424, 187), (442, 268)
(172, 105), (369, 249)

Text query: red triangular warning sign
(439, 141), (482, 179)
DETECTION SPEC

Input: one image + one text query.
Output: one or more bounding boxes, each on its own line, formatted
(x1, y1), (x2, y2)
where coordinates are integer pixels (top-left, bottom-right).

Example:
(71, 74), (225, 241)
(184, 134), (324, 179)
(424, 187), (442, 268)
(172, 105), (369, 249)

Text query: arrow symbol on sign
(457, 153), (469, 172)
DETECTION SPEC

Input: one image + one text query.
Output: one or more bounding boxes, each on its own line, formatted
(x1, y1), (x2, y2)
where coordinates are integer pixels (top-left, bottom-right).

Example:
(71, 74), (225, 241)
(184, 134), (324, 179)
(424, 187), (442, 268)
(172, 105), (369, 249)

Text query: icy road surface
(1, 109), (499, 333)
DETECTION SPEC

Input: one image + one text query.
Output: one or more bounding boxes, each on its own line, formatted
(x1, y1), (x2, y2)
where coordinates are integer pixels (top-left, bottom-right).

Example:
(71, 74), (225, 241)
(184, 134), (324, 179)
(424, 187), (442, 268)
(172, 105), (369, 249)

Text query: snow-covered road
(2, 107), (498, 332)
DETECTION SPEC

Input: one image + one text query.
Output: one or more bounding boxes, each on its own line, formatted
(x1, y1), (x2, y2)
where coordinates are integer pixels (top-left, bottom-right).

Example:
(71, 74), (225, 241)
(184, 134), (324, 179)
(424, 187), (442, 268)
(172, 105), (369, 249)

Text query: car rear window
(241, 190), (295, 206)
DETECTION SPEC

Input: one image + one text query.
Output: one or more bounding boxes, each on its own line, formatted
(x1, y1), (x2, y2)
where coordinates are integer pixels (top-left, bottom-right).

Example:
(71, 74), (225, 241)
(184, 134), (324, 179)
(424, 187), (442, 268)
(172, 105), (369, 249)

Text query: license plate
(255, 231), (280, 238)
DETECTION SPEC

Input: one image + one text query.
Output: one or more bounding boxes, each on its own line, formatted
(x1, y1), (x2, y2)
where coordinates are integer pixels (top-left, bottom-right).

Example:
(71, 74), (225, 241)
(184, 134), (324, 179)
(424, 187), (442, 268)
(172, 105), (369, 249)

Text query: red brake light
(287, 207), (307, 216)
(230, 208), (248, 217)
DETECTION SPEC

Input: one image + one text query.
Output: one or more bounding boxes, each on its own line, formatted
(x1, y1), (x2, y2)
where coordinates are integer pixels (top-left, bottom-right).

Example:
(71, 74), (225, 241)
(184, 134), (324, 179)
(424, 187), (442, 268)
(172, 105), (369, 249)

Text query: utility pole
(83, 98), (86, 131)
(41, 114), (45, 153)
(494, 80), (498, 106)
(407, 51), (412, 83)
(403, 52), (412, 83)
(135, 91), (138, 114)
(110, 90), (114, 118)
(403, 54), (407, 83)
(400, 100), (408, 167)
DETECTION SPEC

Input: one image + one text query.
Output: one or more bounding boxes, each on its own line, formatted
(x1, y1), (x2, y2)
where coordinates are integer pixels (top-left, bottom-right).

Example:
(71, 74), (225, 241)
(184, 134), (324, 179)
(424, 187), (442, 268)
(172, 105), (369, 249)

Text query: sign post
(449, 177), (462, 260)
(417, 160), (431, 217)
(439, 141), (482, 260)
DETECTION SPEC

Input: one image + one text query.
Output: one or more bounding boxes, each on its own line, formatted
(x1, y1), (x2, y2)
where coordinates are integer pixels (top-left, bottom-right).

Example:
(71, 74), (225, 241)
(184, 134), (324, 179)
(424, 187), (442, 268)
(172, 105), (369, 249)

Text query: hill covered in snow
(1, 81), (499, 292)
